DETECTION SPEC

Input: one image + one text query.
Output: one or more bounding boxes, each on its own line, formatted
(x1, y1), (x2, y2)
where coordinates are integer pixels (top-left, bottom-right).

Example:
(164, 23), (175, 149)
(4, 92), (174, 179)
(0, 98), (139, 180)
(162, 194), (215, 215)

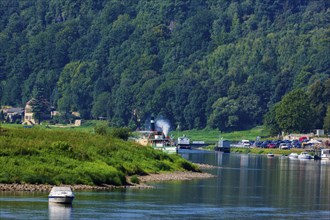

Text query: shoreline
(0, 168), (216, 192)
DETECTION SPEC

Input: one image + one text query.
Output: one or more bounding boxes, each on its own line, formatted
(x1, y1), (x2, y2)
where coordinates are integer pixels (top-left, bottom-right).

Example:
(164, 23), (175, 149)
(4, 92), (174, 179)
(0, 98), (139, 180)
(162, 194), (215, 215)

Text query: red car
(267, 143), (276, 148)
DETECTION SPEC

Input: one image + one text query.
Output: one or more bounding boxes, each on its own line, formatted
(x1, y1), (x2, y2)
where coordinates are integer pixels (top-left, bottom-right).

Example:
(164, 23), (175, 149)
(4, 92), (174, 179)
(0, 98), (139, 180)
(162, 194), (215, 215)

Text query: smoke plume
(156, 119), (170, 137)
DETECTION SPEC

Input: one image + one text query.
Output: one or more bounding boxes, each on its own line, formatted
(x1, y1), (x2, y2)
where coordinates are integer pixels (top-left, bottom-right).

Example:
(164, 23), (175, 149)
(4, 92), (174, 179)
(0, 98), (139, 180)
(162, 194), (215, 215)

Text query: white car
(242, 140), (251, 147)
(279, 143), (289, 150)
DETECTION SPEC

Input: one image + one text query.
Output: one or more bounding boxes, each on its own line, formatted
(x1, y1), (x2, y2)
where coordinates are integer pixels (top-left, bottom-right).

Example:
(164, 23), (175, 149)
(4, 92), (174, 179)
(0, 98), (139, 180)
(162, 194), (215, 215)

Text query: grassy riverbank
(231, 147), (305, 155)
(170, 126), (270, 142)
(0, 126), (199, 186)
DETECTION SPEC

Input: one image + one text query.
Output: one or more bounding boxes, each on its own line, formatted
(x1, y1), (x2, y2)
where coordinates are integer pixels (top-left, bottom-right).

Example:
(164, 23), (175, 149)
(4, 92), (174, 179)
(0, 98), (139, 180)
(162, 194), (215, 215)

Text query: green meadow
(0, 125), (198, 186)
(231, 147), (304, 155)
(171, 126), (270, 142)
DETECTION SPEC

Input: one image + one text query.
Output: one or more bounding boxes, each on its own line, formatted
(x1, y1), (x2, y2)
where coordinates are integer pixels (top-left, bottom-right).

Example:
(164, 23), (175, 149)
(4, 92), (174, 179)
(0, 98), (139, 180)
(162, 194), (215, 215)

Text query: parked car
(242, 140), (251, 147)
(267, 142), (276, 148)
(291, 140), (301, 148)
(261, 141), (270, 148)
(279, 143), (290, 150)
(254, 142), (262, 148)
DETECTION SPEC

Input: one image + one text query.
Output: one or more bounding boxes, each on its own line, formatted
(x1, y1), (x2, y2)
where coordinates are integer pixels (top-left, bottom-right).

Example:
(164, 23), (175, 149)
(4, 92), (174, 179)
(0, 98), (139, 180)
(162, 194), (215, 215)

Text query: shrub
(94, 123), (108, 135)
(110, 127), (131, 140)
(51, 141), (71, 151)
(177, 159), (199, 172)
(130, 175), (140, 184)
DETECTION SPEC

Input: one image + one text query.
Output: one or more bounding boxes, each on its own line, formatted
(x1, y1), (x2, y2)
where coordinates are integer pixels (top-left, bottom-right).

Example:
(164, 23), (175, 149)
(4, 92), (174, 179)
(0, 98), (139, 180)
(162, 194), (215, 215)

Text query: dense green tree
(324, 105), (330, 132)
(308, 80), (329, 129)
(29, 87), (51, 124)
(263, 104), (281, 136)
(208, 97), (240, 132)
(91, 92), (112, 119)
(275, 89), (314, 133)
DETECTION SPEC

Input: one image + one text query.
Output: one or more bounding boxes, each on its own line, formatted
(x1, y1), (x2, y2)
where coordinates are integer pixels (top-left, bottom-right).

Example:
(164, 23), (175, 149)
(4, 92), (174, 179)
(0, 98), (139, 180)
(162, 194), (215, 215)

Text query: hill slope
(0, 0), (329, 131)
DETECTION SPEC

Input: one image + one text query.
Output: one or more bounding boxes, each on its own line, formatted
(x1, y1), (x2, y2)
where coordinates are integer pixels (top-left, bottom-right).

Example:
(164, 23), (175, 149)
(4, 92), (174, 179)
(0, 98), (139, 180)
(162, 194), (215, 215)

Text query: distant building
(24, 99), (51, 125)
(71, 112), (80, 118)
(24, 100), (35, 124)
(2, 107), (24, 123)
(316, 129), (324, 136)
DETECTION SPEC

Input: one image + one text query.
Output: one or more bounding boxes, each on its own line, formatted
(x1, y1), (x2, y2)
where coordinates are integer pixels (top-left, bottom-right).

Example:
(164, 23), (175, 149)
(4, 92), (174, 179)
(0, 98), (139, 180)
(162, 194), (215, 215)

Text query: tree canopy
(0, 0), (329, 132)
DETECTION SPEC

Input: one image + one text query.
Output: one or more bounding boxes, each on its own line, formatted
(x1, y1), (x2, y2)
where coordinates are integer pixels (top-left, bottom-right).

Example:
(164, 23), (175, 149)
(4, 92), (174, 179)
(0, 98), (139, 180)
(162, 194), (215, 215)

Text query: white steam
(156, 119), (170, 137)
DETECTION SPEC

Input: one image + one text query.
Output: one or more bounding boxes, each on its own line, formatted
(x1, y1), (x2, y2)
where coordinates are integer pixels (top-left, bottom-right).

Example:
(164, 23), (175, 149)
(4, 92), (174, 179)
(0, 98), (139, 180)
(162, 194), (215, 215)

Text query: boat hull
(49, 196), (74, 204)
(179, 144), (191, 149)
(298, 155), (312, 160)
(288, 153), (298, 159)
(320, 149), (330, 160)
(154, 146), (177, 154)
(321, 155), (329, 160)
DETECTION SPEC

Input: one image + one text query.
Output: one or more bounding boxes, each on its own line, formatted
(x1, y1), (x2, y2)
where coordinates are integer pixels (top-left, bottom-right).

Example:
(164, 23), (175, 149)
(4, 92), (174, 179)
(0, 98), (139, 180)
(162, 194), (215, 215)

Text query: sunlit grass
(170, 126), (270, 142)
(0, 126), (199, 186)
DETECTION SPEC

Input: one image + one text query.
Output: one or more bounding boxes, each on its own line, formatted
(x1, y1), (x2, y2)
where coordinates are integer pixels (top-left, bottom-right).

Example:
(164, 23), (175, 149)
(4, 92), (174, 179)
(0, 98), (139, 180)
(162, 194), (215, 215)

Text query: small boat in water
(267, 152), (274, 158)
(49, 187), (74, 204)
(288, 153), (298, 159)
(321, 149), (330, 160)
(298, 152), (313, 160)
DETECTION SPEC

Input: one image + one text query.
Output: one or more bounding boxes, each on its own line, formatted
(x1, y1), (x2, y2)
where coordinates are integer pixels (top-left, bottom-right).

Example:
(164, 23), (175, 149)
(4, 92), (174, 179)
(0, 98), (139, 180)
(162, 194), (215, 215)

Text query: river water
(1, 150), (329, 219)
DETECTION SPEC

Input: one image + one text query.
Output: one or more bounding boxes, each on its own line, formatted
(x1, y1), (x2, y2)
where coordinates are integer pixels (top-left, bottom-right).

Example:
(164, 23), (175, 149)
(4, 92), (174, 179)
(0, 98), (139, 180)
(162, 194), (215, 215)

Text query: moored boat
(177, 135), (191, 149)
(151, 131), (177, 154)
(320, 149), (330, 160)
(298, 152), (313, 160)
(214, 138), (231, 153)
(267, 152), (274, 158)
(135, 116), (178, 154)
(48, 187), (74, 204)
(288, 153), (298, 159)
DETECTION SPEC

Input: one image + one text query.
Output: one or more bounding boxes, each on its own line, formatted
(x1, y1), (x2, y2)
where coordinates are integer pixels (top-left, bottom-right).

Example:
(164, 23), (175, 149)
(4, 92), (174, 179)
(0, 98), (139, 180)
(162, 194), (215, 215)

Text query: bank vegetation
(0, 126), (199, 186)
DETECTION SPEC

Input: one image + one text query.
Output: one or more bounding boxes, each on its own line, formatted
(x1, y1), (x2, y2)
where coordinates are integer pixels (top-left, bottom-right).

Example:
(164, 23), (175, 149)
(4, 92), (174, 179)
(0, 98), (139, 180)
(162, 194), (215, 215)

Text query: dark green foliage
(94, 123), (108, 135)
(0, 110), (4, 121)
(177, 159), (199, 172)
(29, 87), (51, 124)
(0, 126), (198, 185)
(130, 175), (140, 184)
(275, 89), (314, 133)
(324, 105), (330, 132)
(265, 78), (330, 134)
(110, 127), (131, 140)
(263, 104), (281, 136)
(0, 1), (329, 131)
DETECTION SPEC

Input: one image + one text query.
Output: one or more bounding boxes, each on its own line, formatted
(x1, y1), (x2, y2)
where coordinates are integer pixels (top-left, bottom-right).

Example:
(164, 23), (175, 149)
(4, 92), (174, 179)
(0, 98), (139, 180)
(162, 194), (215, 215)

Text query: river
(1, 150), (329, 219)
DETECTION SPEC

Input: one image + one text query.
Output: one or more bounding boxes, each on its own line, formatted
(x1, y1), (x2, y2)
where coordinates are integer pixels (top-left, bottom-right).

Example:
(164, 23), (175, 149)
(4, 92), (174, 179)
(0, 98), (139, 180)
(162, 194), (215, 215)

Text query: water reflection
(48, 203), (72, 220)
(1, 152), (329, 219)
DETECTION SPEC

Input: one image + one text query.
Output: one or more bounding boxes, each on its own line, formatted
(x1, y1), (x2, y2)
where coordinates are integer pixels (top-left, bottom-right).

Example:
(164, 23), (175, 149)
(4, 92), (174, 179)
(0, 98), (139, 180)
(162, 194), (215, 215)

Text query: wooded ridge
(0, 0), (329, 132)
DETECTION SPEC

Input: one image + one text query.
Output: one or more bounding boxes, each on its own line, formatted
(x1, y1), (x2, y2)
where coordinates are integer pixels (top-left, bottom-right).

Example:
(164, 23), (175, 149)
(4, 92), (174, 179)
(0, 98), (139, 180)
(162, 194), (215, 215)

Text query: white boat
(267, 153), (274, 158)
(48, 187), (74, 204)
(320, 149), (330, 160)
(288, 153), (298, 159)
(151, 132), (178, 154)
(177, 135), (191, 149)
(298, 152), (313, 160)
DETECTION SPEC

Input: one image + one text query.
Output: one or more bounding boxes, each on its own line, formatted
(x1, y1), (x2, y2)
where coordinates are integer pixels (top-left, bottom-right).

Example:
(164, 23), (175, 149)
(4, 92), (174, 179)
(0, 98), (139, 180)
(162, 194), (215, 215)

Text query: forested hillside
(0, 0), (329, 132)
